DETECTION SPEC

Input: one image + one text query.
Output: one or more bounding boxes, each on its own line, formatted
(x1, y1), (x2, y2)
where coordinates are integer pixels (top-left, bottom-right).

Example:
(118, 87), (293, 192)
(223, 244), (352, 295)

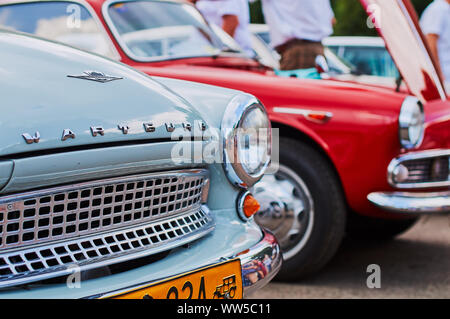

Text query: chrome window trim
(0, 0), (122, 61)
(102, 0), (222, 63)
(387, 149), (450, 189)
(221, 94), (271, 188)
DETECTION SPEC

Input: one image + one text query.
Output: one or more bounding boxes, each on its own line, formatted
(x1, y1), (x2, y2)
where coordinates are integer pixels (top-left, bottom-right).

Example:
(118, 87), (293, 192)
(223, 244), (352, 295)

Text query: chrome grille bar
(388, 150), (450, 188)
(0, 206), (214, 288)
(0, 169), (209, 250)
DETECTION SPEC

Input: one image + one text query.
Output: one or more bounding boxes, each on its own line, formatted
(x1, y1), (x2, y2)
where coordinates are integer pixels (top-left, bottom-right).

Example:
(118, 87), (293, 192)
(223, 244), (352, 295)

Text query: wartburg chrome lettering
(67, 71), (123, 83)
(23, 121), (209, 145)
(166, 123), (175, 132)
(183, 123), (192, 131)
(22, 131), (40, 144)
(199, 122), (207, 131)
(143, 123), (155, 133)
(118, 125), (129, 134)
(91, 126), (105, 137)
(61, 129), (76, 141)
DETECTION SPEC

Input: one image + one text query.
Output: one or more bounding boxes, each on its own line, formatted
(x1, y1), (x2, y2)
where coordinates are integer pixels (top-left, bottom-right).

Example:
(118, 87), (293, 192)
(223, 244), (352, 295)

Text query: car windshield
(105, 1), (224, 61)
(0, 1), (117, 59)
(255, 31), (270, 46)
(328, 45), (399, 78)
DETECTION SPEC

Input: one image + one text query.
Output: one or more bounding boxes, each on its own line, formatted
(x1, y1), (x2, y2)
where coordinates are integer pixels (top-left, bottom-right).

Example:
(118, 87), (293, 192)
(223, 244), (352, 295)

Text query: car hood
(360, 0), (447, 103)
(0, 32), (207, 157)
(140, 63), (407, 110)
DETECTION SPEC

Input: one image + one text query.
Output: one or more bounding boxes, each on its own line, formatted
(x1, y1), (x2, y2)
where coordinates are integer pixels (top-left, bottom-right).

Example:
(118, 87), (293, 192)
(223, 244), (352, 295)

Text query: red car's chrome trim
(387, 149), (450, 189)
(368, 191), (450, 214)
(273, 107), (333, 124)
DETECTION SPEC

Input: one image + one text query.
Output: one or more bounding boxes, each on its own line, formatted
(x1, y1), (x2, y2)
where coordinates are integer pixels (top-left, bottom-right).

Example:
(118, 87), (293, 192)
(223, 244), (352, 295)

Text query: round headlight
(399, 96), (424, 149)
(222, 94), (271, 188)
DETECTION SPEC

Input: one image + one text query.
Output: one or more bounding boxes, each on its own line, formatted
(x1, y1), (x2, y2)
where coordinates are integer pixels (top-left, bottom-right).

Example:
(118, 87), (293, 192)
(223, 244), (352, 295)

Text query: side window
(0, 1), (117, 59)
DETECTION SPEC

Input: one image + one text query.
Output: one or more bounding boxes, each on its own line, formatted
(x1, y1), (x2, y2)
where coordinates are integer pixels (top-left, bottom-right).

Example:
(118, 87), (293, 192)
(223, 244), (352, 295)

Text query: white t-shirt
(420, 0), (450, 83)
(196, 0), (254, 56)
(261, 0), (334, 48)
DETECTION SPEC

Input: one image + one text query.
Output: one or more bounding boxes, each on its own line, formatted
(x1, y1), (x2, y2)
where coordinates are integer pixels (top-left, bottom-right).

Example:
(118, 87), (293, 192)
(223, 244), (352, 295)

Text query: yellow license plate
(108, 259), (243, 299)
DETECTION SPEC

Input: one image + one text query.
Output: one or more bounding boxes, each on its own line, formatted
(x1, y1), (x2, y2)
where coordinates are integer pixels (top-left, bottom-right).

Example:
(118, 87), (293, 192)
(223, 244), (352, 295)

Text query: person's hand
(425, 33), (445, 82)
(222, 14), (239, 37)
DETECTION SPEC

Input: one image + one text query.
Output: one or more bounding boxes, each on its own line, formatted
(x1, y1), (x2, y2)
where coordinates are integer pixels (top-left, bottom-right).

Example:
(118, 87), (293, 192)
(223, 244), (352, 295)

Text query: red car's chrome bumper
(368, 191), (450, 214)
(369, 148), (450, 215)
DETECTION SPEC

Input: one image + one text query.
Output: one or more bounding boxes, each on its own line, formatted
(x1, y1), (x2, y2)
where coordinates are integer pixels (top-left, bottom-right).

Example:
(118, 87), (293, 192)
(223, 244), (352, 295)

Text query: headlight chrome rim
(399, 96), (425, 150)
(221, 94), (271, 188)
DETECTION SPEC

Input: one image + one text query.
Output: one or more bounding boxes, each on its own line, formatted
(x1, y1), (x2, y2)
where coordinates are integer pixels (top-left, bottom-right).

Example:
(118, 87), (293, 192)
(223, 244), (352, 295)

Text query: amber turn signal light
(238, 192), (260, 220)
(306, 111), (333, 124)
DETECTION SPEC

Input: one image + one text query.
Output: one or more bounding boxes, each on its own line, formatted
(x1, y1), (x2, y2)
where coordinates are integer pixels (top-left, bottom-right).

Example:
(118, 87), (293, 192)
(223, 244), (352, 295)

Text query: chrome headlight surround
(221, 94), (272, 188)
(399, 96), (425, 150)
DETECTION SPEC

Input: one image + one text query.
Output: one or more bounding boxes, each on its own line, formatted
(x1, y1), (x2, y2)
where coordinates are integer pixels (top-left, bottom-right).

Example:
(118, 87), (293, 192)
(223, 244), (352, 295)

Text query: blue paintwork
(0, 31), (209, 156)
(0, 161), (13, 189)
(0, 31), (261, 297)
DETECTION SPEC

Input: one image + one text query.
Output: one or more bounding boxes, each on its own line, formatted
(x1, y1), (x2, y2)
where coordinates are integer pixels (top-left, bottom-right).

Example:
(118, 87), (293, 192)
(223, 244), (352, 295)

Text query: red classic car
(2, 0), (448, 280)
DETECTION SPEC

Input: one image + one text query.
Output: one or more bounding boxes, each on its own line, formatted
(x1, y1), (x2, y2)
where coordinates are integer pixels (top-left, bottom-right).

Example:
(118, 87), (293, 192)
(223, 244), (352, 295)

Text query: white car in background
(249, 24), (406, 88)
(249, 23), (357, 74)
(250, 24), (397, 75)
(245, 24), (352, 74)
(322, 36), (399, 78)
(250, 29), (352, 75)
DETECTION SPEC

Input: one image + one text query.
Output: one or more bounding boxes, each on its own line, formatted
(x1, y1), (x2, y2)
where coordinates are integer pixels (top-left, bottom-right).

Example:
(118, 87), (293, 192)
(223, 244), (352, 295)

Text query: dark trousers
(276, 39), (325, 70)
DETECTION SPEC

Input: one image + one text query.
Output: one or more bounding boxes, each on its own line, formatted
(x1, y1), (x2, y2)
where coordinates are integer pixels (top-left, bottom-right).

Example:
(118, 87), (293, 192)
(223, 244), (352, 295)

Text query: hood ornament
(67, 71), (123, 83)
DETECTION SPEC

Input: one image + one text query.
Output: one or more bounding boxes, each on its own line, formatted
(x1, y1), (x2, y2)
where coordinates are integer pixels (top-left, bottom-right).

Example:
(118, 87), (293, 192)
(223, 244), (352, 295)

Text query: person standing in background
(420, 0), (450, 87)
(187, 0), (254, 57)
(261, 0), (335, 70)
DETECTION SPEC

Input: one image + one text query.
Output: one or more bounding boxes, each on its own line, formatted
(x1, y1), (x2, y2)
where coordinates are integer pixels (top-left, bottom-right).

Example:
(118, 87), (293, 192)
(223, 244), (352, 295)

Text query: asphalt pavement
(250, 215), (450, 299)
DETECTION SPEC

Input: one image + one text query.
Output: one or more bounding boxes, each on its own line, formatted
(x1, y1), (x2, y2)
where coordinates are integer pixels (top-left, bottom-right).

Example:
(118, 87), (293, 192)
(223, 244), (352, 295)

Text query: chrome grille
(0, 170), (208, 250)
(388, 150), (450, 188)
(0, 207), (214, 288)
(402, 157), (449, 183)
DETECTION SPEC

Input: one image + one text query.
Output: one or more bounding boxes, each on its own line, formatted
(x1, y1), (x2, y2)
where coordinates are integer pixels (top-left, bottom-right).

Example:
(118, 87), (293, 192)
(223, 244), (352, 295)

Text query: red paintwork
(86, 0), (448, 219)
(360, 0), (447, 103)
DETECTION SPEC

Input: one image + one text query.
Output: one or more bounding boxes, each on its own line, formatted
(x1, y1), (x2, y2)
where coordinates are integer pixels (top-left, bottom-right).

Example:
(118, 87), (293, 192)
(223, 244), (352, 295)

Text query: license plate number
(108, 259), (243, 299)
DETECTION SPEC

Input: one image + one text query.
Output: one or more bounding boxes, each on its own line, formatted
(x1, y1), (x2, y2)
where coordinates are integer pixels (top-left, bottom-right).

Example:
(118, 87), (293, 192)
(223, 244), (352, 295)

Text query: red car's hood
(139, 63), (407, 110)
(360, 0), (447, 103)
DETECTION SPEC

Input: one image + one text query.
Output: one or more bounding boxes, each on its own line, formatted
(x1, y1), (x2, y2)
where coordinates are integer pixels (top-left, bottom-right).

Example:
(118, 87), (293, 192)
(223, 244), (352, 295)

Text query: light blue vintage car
(0, 31), (281, 298)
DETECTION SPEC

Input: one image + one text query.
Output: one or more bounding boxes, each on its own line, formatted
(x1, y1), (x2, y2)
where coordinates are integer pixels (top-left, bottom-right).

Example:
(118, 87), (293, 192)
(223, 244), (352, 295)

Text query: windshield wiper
(211, 47), (246, 60)
(219, 46), (243, 54)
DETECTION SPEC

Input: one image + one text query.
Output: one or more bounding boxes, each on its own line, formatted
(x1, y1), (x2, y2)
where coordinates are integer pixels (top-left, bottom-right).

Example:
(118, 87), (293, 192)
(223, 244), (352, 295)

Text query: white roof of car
(323, 36), (386, 47)
(249, 25), (386, 48)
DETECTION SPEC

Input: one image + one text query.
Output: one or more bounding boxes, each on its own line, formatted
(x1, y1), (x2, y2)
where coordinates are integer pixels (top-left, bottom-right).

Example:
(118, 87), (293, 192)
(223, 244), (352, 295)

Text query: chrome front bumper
(368, 191), (450, 214)
(93, 228), (282, 299)
(238, 229), (282, 296)
(0, 211), (282, 299)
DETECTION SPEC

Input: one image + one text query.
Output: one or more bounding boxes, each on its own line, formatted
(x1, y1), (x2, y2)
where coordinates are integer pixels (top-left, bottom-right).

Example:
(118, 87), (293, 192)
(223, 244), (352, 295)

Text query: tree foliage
(250, 0), (433, 36)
